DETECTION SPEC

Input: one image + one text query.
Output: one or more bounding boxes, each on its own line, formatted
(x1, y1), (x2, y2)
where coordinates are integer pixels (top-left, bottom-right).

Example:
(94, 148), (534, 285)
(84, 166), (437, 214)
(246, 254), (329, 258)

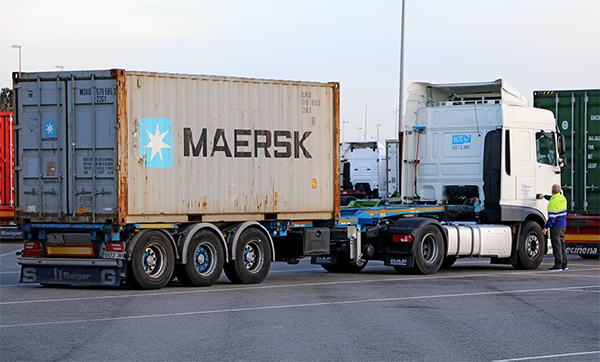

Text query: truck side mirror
(558, 134), (566, 155)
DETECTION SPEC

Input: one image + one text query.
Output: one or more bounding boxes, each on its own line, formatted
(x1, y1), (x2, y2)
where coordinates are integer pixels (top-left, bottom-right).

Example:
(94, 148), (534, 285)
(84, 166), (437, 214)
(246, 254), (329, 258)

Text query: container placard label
(452, 135), (471, 152)
(140, 118), (173, 168)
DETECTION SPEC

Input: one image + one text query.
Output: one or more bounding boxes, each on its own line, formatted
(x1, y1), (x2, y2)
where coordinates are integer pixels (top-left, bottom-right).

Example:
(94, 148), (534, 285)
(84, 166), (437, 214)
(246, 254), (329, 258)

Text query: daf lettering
(390, 258), (407, 266)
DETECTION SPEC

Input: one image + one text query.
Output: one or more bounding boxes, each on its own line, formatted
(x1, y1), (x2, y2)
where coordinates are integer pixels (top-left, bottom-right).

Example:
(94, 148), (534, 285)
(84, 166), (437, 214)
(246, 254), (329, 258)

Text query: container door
(553, 91), (600, 214)
(15, 77), (68, 218)
(584, 91), (599, 215)
(66, 76), (118, 221)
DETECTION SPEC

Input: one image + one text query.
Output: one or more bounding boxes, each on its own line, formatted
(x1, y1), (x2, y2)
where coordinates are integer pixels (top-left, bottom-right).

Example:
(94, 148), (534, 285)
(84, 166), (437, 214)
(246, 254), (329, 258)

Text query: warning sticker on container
(451, 135), (472, 152)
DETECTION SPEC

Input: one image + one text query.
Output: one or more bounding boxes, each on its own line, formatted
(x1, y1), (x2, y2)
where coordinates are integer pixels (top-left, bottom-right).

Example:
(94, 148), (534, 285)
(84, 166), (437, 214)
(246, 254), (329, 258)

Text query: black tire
(321, 259), (368, 273)
(579, 254), (599, 259)
(176, 230), (224, 287)
(513, 221), (545, 270)
(224, 228), (271, 284)
(413, 225), (445, 274)
(127, 231), (174, 290)
(441, 256), (458, 268)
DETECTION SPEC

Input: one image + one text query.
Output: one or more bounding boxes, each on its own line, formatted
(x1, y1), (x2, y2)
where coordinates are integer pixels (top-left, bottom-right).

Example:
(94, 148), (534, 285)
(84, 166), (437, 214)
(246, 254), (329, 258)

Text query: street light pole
(56, 65), (64, 71)
(398, 0), (406, 140)
(375, 123), (382, 143)
(11, 45), (22, 73)
(356, 126), (362, 141)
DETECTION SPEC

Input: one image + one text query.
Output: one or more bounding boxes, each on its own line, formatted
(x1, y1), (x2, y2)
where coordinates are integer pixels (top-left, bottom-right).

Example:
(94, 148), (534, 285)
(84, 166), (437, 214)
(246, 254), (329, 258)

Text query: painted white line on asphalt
(2, 267), (599, 304)
(0, 249), (20, 258)
(494, 350), (600, 361)
(1, 284), (598, 329)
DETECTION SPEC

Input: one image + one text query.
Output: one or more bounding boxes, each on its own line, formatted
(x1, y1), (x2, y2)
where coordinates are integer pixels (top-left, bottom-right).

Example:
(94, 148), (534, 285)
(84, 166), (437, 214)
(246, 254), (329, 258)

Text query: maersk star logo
(44, 121), (56, 137)
(140, 118), (173, 168)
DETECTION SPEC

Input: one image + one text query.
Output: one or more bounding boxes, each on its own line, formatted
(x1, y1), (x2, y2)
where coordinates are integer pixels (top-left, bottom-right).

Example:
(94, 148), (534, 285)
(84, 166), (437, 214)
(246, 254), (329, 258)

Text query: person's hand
(536, 193), (543, 199)
(543, 228), (547, 235)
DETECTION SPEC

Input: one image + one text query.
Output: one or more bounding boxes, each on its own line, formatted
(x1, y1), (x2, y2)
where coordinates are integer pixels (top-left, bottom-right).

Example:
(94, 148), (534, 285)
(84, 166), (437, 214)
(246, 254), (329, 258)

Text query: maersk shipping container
(13, 70), (340, 225)
(533, 89), (600, 215)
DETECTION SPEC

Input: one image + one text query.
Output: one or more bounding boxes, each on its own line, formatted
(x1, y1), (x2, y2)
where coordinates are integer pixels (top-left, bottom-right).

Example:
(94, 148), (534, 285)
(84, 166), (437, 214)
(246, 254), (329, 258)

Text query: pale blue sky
(2, 0), (599, 141)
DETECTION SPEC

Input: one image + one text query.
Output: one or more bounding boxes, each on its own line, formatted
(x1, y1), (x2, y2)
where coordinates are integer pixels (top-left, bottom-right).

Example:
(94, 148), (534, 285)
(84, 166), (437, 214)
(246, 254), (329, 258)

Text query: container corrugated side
(534, 89), (600, 215)
(121, 71), (340, 223)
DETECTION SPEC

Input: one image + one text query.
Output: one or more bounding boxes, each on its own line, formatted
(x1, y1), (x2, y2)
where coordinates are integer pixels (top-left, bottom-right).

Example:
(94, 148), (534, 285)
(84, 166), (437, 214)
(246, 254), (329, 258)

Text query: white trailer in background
(340, 141), (386, 198)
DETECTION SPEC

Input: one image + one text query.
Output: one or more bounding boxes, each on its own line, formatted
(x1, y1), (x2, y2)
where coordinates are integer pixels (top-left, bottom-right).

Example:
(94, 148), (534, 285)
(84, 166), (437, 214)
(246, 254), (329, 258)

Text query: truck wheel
(321, 259), (368, 273)
(514, 221), (544, 270)
(224, 228), (271, 284)
(176, 231), (224, 287)
(413, 225), (445, 274)
(128, 231), (174, 289)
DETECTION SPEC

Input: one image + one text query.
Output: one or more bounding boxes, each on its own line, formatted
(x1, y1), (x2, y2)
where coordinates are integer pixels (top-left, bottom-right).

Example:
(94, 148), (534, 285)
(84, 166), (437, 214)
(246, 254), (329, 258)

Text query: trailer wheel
(176, 230), (224, 287)
(128, 231), (174, 289)
(224, 228), (271, 284)
(513, 221), (544, 270)
(413, 225), (445, 274)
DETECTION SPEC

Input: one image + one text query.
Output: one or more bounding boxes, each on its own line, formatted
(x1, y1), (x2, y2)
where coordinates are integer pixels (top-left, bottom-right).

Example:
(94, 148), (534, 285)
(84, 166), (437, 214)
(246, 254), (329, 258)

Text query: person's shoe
(547, 266), (563, 271)
(562, 266), (569, 271)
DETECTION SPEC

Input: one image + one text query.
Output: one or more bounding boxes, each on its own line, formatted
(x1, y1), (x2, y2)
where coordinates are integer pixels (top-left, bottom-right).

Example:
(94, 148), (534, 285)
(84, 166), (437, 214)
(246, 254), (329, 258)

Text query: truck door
(535, 131), (561, 194)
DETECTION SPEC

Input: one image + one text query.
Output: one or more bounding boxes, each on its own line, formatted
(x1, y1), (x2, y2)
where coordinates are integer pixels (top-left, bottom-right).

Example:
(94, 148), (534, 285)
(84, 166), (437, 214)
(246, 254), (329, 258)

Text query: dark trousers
(550, 227), (567, 267)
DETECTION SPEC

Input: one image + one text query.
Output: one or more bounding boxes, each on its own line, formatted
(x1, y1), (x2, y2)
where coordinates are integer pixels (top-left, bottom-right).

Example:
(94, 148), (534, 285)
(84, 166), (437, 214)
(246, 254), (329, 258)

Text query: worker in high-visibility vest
(537, 184), (568, 271)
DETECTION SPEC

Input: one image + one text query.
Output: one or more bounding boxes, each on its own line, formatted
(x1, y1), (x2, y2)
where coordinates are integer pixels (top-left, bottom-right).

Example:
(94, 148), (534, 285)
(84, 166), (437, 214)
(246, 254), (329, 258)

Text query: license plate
(102, 251), (126, 259)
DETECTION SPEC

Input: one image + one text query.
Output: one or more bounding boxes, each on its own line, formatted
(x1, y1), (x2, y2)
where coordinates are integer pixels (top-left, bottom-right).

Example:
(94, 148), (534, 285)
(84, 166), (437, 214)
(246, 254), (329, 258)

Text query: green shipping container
(534, 89), (600, 216)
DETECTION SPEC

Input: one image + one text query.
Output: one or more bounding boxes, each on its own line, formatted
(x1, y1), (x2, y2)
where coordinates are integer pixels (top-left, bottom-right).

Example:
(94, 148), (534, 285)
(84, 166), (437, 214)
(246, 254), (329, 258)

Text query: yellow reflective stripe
(565, 234), (600, 241)
(46, 246), (94, 256)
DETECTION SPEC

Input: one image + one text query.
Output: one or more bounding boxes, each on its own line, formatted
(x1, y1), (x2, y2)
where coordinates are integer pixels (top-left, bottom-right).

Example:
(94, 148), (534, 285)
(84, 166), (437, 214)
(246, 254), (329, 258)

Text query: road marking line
(494, 350), (600, 361)
(2, 267), (599, 304)
(0, 249), (21, 258)
(1, 285), (598, 329)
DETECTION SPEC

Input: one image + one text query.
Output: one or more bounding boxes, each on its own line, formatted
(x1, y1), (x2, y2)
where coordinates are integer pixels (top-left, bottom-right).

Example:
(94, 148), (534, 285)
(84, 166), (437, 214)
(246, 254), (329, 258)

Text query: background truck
(0, 111), (22, 240)
(534, 89), (600, 259)
(340, 140), (386, 202)
(14, 74), (562, 289)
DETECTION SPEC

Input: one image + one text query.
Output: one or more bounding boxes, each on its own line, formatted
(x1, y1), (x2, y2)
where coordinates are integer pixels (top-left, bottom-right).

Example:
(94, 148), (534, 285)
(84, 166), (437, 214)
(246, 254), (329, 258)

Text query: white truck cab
(401, 79), (563, 225)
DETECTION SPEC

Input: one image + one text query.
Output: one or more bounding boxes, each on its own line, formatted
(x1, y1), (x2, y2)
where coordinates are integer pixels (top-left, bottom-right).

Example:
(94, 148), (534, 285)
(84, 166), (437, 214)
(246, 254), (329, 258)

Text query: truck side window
(536, 132), (556, 165)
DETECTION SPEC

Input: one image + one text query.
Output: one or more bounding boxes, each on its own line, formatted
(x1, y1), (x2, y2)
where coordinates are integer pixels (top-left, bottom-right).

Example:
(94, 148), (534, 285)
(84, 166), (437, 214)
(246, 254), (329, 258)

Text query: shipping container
(13, 70), (340, 225)
(534, 89), (600, 214)
(1, 111), (15, 224)
(534, 89), (600, 258)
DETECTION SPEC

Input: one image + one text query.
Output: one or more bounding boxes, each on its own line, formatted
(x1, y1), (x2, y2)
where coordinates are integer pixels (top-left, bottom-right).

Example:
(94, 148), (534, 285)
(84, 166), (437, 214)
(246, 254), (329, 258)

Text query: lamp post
(56, 65), (64, 71)
(375, 123), (382, 143)
(356, 126), (363, 141)
(342, 120), (349, 142)
(11, 45), (22, 72)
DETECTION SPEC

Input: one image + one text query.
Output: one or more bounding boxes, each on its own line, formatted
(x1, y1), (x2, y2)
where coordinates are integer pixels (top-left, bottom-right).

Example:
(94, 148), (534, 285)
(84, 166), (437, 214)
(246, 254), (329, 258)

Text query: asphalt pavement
(1, 241), (599, 362)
